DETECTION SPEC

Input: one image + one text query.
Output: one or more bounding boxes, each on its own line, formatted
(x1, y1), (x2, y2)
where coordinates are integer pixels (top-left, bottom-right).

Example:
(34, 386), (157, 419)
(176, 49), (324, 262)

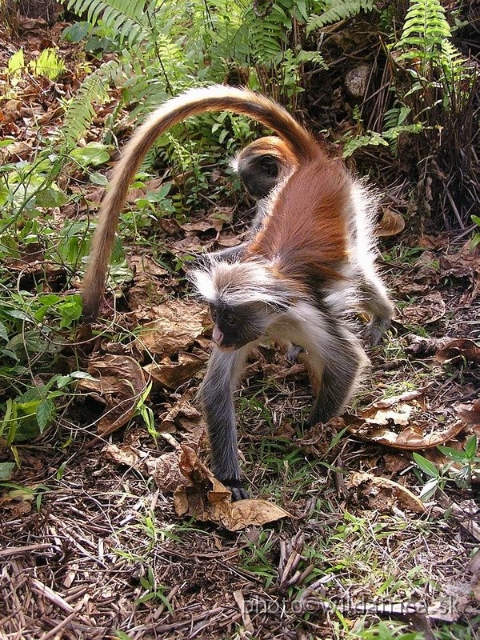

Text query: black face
(259, 155), (280, 178)
(240, 155), (280, 200)
(210, 302), (268, 349)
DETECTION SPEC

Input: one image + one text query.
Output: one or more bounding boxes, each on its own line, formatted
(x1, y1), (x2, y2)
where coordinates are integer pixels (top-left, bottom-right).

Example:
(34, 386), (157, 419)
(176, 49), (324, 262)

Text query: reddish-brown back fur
(247, 155), (350, 285)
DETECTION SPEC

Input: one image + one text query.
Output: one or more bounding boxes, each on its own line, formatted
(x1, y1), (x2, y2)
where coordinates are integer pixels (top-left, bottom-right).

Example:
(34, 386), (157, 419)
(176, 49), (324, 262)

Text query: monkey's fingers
(286, 344), (304, 363)
(364, 317), (391, 346)
(225, 481), (249, 501)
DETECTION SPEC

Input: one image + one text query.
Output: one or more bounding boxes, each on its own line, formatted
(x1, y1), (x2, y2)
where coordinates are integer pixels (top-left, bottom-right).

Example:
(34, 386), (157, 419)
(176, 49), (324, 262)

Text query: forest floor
(1, 13), (480, 640)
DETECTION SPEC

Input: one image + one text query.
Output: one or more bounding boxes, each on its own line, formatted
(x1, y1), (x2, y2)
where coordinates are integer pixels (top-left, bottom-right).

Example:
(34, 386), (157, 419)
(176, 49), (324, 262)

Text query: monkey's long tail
(81, 85), (320, 319)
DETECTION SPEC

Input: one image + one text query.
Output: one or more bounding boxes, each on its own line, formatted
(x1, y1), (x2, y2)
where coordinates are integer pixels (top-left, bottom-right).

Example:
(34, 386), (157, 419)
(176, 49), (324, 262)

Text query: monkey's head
(190, 260), (294, 350)
(232, 136), (297, 201)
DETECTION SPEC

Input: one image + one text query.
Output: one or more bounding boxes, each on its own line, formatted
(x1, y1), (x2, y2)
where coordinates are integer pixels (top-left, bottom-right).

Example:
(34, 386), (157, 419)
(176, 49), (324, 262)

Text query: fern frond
(342, 131), (388, 158)
(392, 0), (474, 111)
(307, 0), (375, 34)
(295, 49), (327, 68)
(59, 60), (120, 150)
(240, 4), (287, 66)
(394, 0), (453, 68)
(66, 0), (156, 46)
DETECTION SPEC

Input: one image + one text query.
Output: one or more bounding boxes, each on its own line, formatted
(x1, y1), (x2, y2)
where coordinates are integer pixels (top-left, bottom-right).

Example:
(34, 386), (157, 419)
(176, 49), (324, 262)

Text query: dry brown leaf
(181, 220), (218, 233)
(440, 241), (480, 276)
(173, 446), (291, 531)
(350, 472), (425, 513)
(147, 452), (187, 493)
(1, 141), (32, 161)
(405, 335), (451, 357)
(418, 234), (450, 250)
(362, 403), (412, 426)
(398, 291), (445, 325)
(170, 236), (205, 255)
(435, 339), (480, 365)
(457, 400), (480, 426)
(77, 355), (147, 436)
(376, 208), (405, 237)
(160, 398), (204, 435)
(216, 235), (244, 248)
(144, 352), (205, 390)
(347, 412), (466, 450)
(208, 206), (234, 225)
(373, 389), (428, 409)
(440, 242), (480, 305)
(128, 255), (168, 277)
(181, 207), (233, 234)
(136, 299), (210, 357)
(126, 275), (171, 314)
(103, 444), (143, 468)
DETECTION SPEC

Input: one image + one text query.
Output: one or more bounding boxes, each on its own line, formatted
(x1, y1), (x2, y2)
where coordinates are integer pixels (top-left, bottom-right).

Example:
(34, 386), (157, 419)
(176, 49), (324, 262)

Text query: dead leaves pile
(75, 205), (479, 531)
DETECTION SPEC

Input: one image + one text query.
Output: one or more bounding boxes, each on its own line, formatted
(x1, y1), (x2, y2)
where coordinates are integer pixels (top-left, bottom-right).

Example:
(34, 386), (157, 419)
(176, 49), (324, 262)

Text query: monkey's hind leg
(284, 301), (369, 426)
(359, 274), (394, 346)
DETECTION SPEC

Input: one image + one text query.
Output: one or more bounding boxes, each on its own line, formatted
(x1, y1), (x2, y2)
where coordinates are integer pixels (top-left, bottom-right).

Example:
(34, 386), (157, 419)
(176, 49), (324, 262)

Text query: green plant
(348, 621), (425, 639)
(413, 435), (480, 500)
(471, 215), (480, 249)
(240, 530), (277, 589)
(438, 435), (480, 489)
(307, 0), (376, 33)
(0, 482), (51, 510)
(5, 47), (66, 84)
(134, 565), (173, 608)
(386, 0), (478, 226)
(392, 0), (470, 111)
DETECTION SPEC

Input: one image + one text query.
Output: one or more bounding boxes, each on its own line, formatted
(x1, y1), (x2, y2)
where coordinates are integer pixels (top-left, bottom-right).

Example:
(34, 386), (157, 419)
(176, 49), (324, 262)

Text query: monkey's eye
(225, 313), (237, 326)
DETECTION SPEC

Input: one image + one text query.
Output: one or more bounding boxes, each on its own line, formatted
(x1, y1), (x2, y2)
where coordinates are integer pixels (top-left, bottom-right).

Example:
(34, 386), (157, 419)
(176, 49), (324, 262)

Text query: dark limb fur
(199, 344), (252, 500)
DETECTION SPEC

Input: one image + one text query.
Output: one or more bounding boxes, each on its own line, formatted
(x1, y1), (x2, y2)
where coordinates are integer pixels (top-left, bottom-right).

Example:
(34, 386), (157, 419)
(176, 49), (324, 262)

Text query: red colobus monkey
(81, 85), (394, 500)
(82, 87), (315, 320)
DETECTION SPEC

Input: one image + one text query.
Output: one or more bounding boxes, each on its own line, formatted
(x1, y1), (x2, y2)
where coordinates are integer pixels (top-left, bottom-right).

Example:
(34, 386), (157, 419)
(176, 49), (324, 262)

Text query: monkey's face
(210, 302), (275, 350)
(240, 155), (280, 200)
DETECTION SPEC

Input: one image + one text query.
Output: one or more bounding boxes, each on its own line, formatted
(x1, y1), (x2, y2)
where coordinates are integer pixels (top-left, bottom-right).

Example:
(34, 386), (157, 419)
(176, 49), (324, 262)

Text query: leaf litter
(1, 18), (480, 640)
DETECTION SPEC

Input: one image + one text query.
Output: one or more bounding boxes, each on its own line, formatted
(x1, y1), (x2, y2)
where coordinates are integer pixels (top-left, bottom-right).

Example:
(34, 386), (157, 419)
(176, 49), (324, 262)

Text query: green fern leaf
(60, 60), (119, 150)
(307, 0), (375, 34)
(66, 0), (156, 46)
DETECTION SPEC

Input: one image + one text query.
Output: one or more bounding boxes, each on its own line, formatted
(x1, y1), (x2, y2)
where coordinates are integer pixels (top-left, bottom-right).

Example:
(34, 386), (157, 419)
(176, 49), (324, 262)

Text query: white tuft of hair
(189, 258), (296, 309)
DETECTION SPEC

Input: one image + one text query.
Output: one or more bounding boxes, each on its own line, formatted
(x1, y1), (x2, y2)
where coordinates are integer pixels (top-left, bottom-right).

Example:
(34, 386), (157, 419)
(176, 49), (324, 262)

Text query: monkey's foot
(364, 318), (391, 346)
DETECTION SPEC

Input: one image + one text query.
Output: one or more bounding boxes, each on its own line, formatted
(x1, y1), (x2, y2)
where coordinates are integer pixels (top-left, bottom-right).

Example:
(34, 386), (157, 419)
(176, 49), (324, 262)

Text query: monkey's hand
(223, 478), (249, 501)
(285, 343), (304, 363)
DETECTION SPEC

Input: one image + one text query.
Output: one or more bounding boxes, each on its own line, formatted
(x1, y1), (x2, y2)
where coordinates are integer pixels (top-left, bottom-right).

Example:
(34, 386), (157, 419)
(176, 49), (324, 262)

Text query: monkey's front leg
(199, 344), (252, 500)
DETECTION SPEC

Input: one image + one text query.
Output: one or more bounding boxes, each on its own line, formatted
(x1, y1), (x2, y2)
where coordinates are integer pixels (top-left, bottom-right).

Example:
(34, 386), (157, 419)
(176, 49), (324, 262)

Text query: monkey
(208, 136), (298, 262)
(80, 85), (393, 499)
(232, 135), (297, 225)
(222, 136), (393, 346)
(190, 158), (374, 500)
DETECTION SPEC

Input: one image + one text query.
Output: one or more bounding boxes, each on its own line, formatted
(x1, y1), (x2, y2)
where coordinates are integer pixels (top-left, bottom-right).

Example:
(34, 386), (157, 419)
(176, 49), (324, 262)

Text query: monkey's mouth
(215, 343), (237, 352)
